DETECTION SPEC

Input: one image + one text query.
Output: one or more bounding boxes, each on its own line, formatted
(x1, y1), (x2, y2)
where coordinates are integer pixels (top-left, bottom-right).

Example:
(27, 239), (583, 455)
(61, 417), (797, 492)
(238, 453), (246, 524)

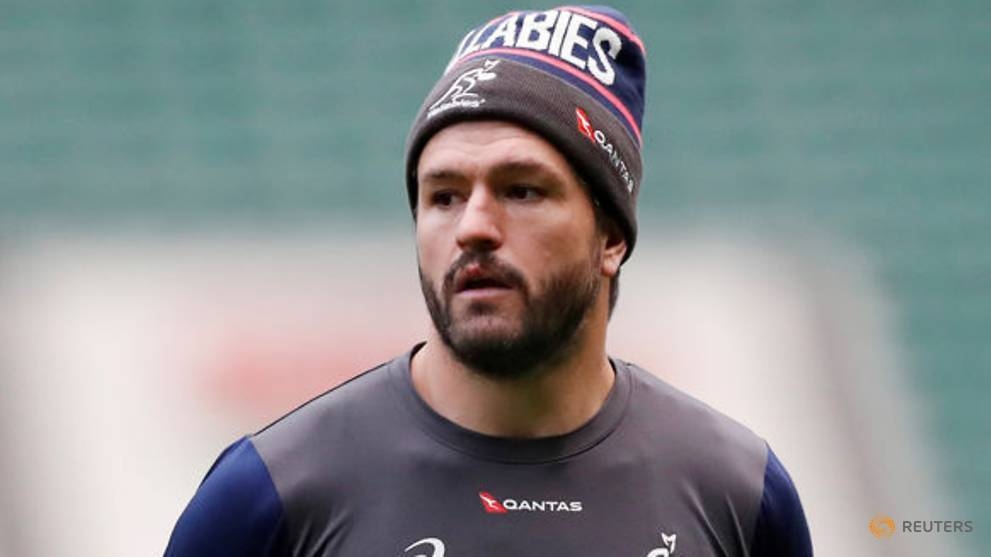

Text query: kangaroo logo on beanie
(428, 59), (501, 118)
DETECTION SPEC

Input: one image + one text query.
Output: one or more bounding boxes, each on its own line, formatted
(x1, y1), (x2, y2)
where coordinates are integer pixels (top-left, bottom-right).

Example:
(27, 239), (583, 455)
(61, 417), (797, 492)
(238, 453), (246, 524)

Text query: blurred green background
(2, 0), (987, 549)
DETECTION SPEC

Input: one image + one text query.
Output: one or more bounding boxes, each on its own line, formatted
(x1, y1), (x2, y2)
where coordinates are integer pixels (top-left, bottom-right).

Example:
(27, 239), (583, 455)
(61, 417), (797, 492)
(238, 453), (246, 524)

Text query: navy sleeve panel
(165, 437), (286, 557)
(749, 445), (813, 557)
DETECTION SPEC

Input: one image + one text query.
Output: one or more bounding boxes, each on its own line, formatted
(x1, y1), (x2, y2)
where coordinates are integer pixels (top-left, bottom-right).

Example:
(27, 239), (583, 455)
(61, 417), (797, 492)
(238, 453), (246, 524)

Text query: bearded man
(166, 6), (813, 556)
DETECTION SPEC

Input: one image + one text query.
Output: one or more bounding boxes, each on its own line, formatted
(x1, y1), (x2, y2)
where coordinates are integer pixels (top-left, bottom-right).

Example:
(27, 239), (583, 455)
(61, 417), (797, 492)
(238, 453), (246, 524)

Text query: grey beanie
(405, 6), (647, 262)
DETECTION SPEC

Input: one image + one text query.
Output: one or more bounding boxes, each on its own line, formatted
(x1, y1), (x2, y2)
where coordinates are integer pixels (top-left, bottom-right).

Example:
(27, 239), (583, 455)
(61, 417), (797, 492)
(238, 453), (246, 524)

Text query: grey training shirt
(166, 344), (813, 556)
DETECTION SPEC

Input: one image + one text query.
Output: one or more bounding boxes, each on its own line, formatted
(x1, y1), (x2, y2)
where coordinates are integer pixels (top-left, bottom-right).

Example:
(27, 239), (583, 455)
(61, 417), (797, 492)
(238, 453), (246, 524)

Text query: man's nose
(455, 187), (504, 251)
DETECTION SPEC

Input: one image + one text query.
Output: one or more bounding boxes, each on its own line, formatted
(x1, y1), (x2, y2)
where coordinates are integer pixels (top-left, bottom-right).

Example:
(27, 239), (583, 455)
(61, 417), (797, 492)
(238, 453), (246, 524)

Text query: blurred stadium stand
(1, 0), (987, 554)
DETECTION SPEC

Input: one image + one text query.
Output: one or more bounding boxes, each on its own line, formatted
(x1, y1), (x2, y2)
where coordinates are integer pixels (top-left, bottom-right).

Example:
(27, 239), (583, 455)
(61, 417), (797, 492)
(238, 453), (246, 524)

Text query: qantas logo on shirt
(478, 491), (508, 514)
(477, 490), (583, 514)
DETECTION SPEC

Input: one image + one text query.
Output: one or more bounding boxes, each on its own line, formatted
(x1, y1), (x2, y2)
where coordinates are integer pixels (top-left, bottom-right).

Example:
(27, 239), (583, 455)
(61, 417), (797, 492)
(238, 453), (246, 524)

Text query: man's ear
(600, 220), (627, 278)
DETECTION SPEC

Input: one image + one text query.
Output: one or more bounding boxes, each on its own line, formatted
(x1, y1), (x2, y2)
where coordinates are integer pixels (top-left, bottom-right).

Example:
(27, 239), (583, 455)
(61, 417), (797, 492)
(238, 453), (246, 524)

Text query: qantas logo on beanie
(477, 490), (583, 514)
(576, 107), (595, 141)
(576, 106), (636, 193)
(443, 6), (646, 145)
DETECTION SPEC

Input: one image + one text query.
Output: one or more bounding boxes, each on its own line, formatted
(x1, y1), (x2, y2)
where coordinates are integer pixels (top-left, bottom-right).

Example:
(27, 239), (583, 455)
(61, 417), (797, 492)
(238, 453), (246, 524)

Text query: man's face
(415, 120), (611, 379)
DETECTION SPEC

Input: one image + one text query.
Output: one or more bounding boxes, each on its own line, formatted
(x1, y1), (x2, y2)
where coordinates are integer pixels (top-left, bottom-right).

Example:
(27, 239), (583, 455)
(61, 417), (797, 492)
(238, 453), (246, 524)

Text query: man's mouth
(454, 265), (513, 293)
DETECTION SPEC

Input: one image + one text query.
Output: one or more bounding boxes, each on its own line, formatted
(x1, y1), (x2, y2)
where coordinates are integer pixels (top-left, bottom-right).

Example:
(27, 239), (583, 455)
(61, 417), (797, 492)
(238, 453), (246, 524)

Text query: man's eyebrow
(419, 158), (566, 185)
(419, 168), (466, 184)
(491, 159), (558, 178)
(489, 159), (574, 189)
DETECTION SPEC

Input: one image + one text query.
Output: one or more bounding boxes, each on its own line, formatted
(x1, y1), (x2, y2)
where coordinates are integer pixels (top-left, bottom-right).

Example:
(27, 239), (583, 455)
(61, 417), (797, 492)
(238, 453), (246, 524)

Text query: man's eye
(506, 185), (543, 200)
(430, 191), (455, 206)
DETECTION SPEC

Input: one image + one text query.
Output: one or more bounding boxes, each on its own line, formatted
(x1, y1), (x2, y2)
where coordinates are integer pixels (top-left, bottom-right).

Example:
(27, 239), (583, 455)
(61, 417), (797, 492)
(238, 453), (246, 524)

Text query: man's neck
(410, 325), (615, 439)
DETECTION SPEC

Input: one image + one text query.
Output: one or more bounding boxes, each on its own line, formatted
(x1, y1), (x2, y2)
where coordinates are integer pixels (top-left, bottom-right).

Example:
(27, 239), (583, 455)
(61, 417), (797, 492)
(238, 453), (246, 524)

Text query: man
(166, 6), (813, 556)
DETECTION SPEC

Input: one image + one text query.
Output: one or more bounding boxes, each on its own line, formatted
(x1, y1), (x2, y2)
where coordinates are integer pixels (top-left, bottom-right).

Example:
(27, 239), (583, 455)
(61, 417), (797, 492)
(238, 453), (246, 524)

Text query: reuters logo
(870, 515), (896, 539)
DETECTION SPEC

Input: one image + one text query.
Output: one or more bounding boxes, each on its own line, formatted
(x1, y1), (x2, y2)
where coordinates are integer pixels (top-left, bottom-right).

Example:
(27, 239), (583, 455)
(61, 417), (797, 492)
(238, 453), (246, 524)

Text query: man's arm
(749, 445), (814, 556)
(165, 437), (286, 557)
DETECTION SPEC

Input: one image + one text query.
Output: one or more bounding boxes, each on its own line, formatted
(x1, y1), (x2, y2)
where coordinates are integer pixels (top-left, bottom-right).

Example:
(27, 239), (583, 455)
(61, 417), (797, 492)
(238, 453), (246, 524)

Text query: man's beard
(419, 248), (602, 380)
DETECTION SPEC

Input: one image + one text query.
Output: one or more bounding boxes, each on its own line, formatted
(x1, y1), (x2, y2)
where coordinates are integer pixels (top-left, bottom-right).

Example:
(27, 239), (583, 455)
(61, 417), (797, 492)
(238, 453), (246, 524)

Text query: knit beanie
(405, 5), (647, 261)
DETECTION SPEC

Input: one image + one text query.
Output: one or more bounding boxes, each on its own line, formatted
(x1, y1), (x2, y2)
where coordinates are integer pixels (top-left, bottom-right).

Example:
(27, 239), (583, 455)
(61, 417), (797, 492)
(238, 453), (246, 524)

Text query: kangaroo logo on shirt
(404, 537), (446, 557)
(646, 532), (677, 557)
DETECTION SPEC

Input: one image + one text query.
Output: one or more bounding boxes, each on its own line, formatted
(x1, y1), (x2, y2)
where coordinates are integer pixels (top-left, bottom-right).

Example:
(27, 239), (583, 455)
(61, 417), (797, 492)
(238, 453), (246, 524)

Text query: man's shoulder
(250, 354), (403, 462)
(617, 360), (813, 556)
(239, 353), (418, 518)
(622, 360), (764, 445)
(165, 354), (412, 555)
(165, 437), (285, 556)
(618, 359), (769, 490)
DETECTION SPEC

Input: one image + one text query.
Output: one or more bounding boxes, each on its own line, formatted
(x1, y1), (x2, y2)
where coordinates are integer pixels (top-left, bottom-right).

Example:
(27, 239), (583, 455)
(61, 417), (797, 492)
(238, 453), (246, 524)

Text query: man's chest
(279, 465), (750, 557)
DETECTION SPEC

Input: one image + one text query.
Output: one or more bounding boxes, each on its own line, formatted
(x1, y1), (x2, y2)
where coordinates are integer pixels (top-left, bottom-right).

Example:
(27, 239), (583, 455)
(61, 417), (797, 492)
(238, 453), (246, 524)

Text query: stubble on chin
(417, 253), (600, 380)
